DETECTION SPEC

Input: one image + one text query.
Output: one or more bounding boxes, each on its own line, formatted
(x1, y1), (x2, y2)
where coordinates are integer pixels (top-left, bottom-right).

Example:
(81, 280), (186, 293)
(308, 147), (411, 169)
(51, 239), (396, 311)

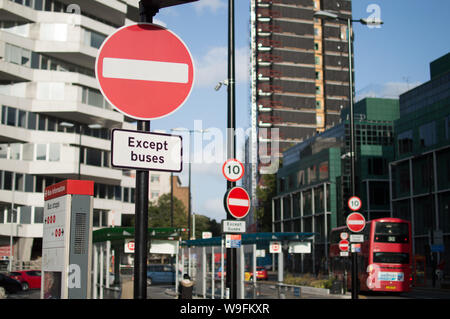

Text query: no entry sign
(224, 187), (250, 219)
(95, 23), (194, 120)
(346, 212), (366, 233)
(339, 239), (349, 252)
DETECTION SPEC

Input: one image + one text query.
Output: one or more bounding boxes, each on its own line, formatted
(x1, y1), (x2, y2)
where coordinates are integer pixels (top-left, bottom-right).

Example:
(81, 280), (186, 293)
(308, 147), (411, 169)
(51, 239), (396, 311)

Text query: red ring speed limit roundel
(95, 23), (194, 120)
(222, 159), (245, 182)
(224, 187), (251, 219)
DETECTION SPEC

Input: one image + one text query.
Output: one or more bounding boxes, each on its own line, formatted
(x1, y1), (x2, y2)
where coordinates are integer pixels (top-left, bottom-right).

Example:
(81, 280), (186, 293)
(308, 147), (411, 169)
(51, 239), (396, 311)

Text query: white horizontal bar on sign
(347, 220), (365, 225)
(102, 57), (188, 83)
(228, 198), (249, 207)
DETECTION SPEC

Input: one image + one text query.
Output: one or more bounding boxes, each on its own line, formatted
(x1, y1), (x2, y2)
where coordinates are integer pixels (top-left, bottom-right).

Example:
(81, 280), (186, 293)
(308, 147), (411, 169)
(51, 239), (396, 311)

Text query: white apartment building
(0, 0), (143, 266)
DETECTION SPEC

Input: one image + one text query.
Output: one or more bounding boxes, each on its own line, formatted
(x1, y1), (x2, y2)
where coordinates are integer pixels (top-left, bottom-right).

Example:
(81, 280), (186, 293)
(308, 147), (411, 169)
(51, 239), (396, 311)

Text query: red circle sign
(225, 187), (251, 219)
(348, 196), (362, 211)
(222, 159), (245, 182)
(346, 212), (366, 233)
(339, 239), (349, 252)
(95, 23), (194, 120)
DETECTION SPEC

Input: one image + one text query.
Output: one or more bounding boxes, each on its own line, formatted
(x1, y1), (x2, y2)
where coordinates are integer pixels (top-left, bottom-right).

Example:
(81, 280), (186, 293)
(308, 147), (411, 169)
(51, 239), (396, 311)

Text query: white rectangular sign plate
(288, 242), (311, 254)
(222, 220), (246, 233)
(111, 129), (182, 172)
(350, 234), (364, 242)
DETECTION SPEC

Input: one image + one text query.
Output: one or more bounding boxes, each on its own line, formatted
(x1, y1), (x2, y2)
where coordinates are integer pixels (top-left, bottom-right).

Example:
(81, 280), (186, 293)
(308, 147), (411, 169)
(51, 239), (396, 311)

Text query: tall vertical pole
(347, 18), (358, 300)
(226, 0), (237, 299)
(134, 1), (158, 300)
(171, 172), (174, 228)
(188, 149), (192, 239)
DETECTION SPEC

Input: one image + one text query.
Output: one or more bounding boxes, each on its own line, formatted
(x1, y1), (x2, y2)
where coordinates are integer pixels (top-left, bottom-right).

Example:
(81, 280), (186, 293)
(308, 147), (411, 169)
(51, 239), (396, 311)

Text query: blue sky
(141, 0), (450, 222)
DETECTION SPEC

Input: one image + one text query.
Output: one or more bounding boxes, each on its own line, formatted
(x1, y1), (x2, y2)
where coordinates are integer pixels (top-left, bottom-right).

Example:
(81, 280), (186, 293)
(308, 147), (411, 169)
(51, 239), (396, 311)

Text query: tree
(192, 214), (221, 239)
(255, 173), (277, 232)
(148, 193), (188, 238)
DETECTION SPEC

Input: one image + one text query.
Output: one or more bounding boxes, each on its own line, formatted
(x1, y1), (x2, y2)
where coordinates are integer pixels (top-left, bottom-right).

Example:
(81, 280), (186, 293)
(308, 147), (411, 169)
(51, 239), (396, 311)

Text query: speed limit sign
(348, 196), (362, 211)
(222, 158), (244, 182)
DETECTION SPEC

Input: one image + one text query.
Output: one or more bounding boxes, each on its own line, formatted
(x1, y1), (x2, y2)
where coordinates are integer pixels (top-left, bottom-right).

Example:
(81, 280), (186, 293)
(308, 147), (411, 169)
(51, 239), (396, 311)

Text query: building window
(445, 115), (450, 139)
(151, 191), (159, 199)
(297, 170), (305, 187)
(36, 144), (47, 160)
(368, 157), (387, 176)
(319, 161), (329, 180)
(151, 175), (160, 182)
(419, 121), (436, 147)
(397, 130), (413, 155)
(308, 165), (317, 183)
(315, 56), (321, 65)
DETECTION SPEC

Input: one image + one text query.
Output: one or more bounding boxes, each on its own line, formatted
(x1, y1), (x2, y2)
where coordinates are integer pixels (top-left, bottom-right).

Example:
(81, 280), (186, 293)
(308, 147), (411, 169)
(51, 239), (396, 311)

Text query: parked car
(245, 266), (268, 281)
(0, 273), (22, 294)
(215, 266), (226, 280)
(146, 264), (175, 286)
(9, 270), (41, 290)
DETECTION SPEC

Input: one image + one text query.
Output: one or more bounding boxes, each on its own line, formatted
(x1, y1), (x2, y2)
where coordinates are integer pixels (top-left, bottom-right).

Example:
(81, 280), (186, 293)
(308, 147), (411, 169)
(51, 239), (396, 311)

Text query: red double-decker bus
(329, 217), (412, 293)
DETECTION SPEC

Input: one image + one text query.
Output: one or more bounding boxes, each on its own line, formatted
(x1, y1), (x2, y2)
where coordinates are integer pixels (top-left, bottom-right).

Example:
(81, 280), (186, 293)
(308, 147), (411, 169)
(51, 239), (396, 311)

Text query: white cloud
(356, 81), (421, 101)
(193, 0), (226, 14)
(194, 46), (250, 88)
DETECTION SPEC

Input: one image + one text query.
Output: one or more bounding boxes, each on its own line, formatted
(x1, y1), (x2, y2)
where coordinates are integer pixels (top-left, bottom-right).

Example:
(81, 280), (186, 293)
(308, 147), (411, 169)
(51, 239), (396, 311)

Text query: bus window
(373, 252), (409, 264)
(374, 222), (409, 243)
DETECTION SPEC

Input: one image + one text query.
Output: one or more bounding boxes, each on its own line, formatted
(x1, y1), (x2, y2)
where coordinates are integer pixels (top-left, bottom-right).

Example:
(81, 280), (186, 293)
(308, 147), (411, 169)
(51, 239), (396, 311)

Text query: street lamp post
(59, 122), (102, 180)
(171, 128), (208, 240)
(313, 10), (383, 300)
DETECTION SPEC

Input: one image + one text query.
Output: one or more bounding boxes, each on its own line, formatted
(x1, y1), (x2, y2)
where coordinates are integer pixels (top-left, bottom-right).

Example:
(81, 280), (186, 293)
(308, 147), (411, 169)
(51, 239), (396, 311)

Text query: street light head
(214, 82), (223, 91)
(214, 79), (229, 91)
(360, 18), (384, 26)
(313, 10), (339, 20)
(59, 121), (75, 128)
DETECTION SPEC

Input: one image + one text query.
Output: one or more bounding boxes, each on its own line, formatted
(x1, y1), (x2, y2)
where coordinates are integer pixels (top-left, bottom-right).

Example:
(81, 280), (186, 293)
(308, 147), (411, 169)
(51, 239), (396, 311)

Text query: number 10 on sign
(222, 159), (244, 182)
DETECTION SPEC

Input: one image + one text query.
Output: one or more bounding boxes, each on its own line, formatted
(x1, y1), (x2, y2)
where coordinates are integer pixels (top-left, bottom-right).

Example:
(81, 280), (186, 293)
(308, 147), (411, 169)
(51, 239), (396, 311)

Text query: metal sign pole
(225, 0), (237, 300)
(133, 1), (158, 300)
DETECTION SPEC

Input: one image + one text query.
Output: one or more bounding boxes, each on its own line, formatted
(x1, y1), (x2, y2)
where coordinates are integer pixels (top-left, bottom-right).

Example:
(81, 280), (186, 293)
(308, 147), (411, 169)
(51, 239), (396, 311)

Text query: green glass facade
(274, 97), (399, 273)
(390, 52), (450, 276)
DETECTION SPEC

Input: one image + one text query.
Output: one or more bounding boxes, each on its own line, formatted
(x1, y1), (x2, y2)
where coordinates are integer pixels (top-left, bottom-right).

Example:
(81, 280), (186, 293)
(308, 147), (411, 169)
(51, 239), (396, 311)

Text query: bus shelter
(91, 226), (186, 299)
(179, 232), (315, 299)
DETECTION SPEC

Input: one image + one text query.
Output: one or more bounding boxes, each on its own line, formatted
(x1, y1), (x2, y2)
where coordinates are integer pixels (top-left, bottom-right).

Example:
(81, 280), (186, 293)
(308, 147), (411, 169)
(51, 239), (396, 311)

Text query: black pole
(171, 172), (174, 228)
(133, 0), (158, 300)
(347, 18), (359, 300)
(188, 156), (192, 239)
(225, 0), (237, 300)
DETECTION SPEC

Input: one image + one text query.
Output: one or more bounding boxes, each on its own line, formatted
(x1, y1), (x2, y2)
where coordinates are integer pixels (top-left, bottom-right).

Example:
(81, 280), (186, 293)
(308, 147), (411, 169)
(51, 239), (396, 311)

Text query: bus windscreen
(373, 252), (409, 264)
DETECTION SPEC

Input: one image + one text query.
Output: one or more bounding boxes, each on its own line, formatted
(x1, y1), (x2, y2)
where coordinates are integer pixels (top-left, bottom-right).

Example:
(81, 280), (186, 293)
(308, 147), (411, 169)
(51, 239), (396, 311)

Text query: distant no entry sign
(95, 23), (194, 120)
(339, 240), (349, 252)
(346, 212), (366, 233)
(224, 187), (250, 219)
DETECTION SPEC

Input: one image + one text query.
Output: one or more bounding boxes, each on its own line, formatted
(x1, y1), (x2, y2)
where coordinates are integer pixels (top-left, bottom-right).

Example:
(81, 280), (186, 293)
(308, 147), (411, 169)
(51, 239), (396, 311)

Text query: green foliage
(255, 173), (277, 232)
(284, 273), (334, 289)
(148, 193), (220, 239)
(148, 193), (187, 229)
(192, 214), (221, 239)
